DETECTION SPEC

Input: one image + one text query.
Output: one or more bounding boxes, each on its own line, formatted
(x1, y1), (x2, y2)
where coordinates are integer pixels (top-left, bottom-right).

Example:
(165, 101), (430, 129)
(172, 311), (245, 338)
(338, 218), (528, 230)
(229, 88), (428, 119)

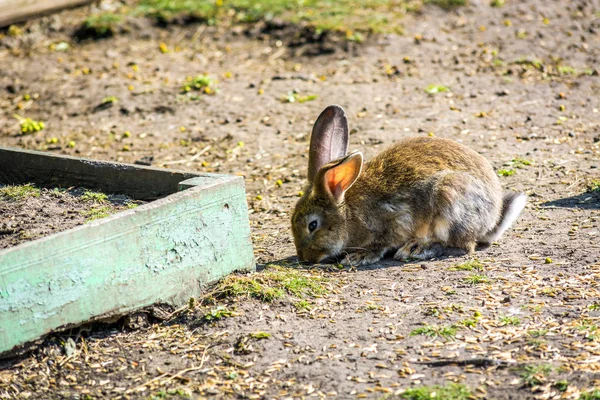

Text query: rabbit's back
(350, 136), (501, 197)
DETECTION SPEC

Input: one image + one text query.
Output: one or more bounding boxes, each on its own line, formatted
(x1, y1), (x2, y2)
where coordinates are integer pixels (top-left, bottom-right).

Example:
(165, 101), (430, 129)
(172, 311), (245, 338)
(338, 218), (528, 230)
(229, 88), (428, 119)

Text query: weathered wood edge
(0, 152), (255, 358)
(0, 0), (93, 28)
(0, 146), (215, 200)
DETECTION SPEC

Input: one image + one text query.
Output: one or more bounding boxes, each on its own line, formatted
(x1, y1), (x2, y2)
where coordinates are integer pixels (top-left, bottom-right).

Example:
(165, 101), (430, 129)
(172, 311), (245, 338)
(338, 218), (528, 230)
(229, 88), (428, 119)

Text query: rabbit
(291, 105), (527, 266)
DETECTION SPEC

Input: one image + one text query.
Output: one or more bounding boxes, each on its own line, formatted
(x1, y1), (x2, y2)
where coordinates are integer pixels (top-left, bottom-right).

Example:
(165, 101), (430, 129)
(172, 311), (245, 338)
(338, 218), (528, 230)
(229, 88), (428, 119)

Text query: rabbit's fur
(291, 105), (526, 265)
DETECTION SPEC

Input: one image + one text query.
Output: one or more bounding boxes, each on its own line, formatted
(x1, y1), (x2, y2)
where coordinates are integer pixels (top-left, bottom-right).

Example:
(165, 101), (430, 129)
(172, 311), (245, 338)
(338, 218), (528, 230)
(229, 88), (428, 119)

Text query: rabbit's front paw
(341, 250), (382, 266)
(394, 239), (436, 260)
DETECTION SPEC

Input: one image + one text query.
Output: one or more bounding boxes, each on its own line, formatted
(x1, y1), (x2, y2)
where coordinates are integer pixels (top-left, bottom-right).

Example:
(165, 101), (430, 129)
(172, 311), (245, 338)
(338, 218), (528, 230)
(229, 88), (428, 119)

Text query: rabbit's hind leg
(393, 223), (443, 260)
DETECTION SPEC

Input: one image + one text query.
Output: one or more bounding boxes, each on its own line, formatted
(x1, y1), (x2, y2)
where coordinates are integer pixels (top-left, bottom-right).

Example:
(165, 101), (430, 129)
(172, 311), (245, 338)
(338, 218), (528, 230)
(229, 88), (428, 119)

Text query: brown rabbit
(291, 105), (527, 265)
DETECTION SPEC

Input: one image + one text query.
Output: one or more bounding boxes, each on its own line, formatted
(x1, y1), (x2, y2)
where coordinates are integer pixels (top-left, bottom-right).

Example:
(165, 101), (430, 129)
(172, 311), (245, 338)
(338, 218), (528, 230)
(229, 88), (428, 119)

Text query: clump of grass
(83, 206), (112, 221)
(520, 364), (552, 387)
(553, 380), (569, 392)
(249, 331), (271, 339)
(528, 329), (548, 338)
(500, 316), (521, 326)
(81, 13), (123, 37)
(0, 183), (40, 201)
(557, 65), (577, 75)
(512, 157), (533, 168)
(587, 179), (600, 193)
(459, 318), (477, 327)
(210, 264), (330, 303)
(294, 299), (312, 311)
(490, 0), (504, 6)
(451, 259), (483, 271)
(400, 383), (471, 400)
(135, 0), (217, 22)
(497, 168), (515, 177)
(80, 190), (108, 203)
(13, 114), (44, 134)
(514, 57), (544, 70)
(101, 96), (118, 105)
(182, 74), (218, 95)
(463, 274), (490, 285)
(589, 303), (600, 311)
(281, 91), (318, 103)
(580, 389), (600, 400)
(136, 0), (414, 35)
(426, 0), (467, 9)
(424, 84), (449, 94)
(203, 306), (234, 321)
(410, 324), (457, 339)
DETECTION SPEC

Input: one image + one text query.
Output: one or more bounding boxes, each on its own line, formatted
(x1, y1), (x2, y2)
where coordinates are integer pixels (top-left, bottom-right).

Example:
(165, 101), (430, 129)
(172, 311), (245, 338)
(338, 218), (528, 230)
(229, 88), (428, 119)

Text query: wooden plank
(0, 0), (93, 27)
(0, 146), (200, 201)
(0, 155), (255, 357)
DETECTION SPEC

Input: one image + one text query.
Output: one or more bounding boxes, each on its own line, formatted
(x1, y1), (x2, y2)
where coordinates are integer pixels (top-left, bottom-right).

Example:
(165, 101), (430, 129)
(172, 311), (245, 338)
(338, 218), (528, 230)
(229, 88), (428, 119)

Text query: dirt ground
(1, 0), (600, 398)
(0, 184), (139, 248)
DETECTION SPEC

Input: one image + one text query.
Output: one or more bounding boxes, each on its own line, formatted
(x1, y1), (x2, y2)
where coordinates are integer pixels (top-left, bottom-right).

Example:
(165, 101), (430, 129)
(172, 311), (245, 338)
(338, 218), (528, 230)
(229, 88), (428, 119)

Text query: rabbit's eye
(308, 220), (318, 233)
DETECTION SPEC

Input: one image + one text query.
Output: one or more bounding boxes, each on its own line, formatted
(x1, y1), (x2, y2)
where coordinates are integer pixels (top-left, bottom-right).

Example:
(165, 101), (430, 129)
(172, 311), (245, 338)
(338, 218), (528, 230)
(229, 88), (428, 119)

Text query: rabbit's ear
(318, 151), (363, 203)
(308, 105), (349, 183)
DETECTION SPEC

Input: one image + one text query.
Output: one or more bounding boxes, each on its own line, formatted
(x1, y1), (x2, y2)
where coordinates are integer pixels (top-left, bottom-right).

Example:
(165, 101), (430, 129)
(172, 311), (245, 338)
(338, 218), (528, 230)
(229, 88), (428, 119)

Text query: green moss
(520, 364), (552, 387)
(0, 183), (41, 201)
(211, 264), (330, 302)
(450, 258), (483, 271)
(83, 13), (123, 36)
(400, 383), (471, 400)
(463, 274), (490, 285)
(80, 190), (108, 203)
(410, 324), (457, 339)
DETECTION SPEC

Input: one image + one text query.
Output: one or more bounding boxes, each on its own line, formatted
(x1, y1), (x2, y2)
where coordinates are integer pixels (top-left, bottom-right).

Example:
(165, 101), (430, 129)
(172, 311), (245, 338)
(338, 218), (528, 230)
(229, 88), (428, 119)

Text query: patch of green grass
(500, 316), (521, 326)
(557, 65), (577, 75)
(149, 388), (190, 399)
(83, 205), (112, 221)
(514, 57), (543, 70)
(459, 318), (477, 327)
(182, 74), (218, 95)
(410, 324), (457, 339)
(424, 84), (449, 94)
(424, 307), (441, 317)
(400, 383), (471, 400)
(425, 0), (467, 9)
(203, 306), (234, 321)
(520, 364), (552, 387)
(490, 0), (504, 6)
(294, 299), (312, 311)
(450, 258), (483, 271)
(80, 190), (108, 203)
(282, 91), (318, 103)
(136, 0), (422, 35)
(512, 157), (533, 168)
(587, 179), (600, 193)
(580, 389), (600, 400)
(82, 13), (123, 36)
(528, 329), (548, 338)
(0, 183), (40, 201)
(13, 114), (44, 134)
(589, 303), (600, 311)
(49, 188), (66, 197)
(553, 380), (569, 392)
(528, 338), (545, 348)
(101, 96), (119, 105)
(497, 168), (515, 177)
(463, 274), (490, 285)
(211, 264), (330, 302)
(249, 331), (271, 339)
(576, 321), (599, 341)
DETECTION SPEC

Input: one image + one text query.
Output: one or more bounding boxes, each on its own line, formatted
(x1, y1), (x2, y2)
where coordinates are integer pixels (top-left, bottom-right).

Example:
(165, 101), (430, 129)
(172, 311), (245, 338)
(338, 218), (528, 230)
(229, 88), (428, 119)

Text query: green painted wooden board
(0, 147), (254, 357)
